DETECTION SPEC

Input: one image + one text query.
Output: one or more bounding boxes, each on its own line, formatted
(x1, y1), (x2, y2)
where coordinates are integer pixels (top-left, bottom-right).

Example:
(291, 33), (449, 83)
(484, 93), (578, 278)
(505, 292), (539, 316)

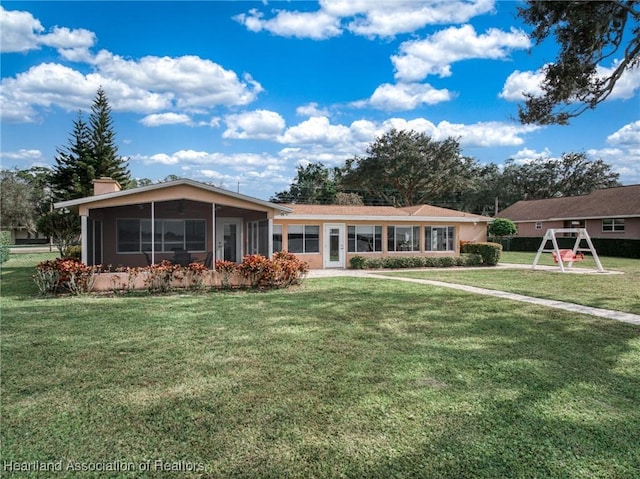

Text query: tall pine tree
(51, 87), (131, 200)
(51, 112), (92, 201)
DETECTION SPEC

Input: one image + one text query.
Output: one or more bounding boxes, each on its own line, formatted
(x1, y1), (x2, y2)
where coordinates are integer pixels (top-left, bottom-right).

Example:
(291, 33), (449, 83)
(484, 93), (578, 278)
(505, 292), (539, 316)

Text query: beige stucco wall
(274, 218), (488, 269)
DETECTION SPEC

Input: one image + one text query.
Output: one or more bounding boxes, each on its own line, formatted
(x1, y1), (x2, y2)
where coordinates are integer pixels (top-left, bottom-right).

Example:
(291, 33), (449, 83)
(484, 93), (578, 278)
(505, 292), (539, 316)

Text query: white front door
(216, 218), (243, 263)
(324, 223), (345, 268)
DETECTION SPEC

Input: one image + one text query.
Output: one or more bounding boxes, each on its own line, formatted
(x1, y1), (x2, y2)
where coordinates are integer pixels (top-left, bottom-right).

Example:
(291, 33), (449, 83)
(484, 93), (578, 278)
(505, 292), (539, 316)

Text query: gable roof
(54, 178), (292, 214)
(497, 185), (640, 222)
(277, 203), (492, 223)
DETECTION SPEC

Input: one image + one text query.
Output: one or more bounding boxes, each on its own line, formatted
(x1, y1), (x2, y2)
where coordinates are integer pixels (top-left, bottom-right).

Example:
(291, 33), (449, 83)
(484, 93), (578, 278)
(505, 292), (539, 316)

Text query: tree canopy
(271, 130), (621, 214)
(341, 129), (476, 207)
(271, 163), (340, 204)
(517, 0), (640, 125)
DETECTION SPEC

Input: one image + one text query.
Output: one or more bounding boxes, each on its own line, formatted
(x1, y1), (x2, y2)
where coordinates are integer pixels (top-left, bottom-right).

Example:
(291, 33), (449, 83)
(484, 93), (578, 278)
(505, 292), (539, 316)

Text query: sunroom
(55, 178), (291, 268)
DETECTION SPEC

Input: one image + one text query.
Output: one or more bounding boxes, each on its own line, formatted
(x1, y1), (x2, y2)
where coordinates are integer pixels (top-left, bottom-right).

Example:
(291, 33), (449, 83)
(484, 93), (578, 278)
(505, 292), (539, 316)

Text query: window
(117, 219), (206, 253)
(287, 225), (320, 253)
(425, 226), (455, 251)
(535, 222), (542, 230)
(273, 224), (283, 253)
(348, 225), (382, 253)
(387, 226), (420, 252)
(602, 219), (625, 232)
(247, 220), (270, 256)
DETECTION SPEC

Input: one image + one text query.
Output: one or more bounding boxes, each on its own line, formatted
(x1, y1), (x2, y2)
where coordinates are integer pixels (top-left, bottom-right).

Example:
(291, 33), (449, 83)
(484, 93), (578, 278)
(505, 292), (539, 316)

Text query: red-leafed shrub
(33, 258), (103, 295)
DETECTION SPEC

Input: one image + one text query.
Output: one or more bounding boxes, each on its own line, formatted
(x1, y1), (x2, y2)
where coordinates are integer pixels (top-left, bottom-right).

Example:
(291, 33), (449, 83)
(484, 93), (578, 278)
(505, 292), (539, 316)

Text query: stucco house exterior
(497, 184), (640, 240)
(55, 178), (491, 269)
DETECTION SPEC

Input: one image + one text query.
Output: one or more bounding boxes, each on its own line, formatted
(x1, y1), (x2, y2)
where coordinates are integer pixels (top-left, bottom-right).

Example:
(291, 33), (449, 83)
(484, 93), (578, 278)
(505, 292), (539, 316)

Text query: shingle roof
(497, 185), (640, 222)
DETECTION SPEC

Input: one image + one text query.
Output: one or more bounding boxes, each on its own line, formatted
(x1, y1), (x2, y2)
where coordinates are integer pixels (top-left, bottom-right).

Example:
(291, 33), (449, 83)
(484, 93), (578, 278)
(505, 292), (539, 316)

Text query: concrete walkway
(307, 267), (640, 326)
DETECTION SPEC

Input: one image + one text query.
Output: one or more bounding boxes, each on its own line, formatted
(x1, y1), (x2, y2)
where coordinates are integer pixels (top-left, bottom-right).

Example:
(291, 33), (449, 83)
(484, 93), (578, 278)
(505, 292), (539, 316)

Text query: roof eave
(275, 214), (490, 223)
(53, 179), (292, 213)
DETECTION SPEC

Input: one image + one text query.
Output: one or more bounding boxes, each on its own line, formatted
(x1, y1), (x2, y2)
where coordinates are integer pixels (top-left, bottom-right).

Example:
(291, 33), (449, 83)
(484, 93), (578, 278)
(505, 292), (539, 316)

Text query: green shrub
(64, 245), (82, 260)
(0, 231), (10, 264)
(365, 258), (384, 269)
(461, 242), (502, 266)
(350, 255), (367, 269)
(463, 253), (483, 266)
(438, 256), (456, 268)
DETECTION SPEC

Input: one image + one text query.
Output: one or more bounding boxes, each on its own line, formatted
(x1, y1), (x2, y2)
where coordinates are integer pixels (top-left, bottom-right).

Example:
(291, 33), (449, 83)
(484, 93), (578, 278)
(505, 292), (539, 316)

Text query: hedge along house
(55, 178), (492, 269)
(54, 178), (292, 268)
(272, 204), (492, 269)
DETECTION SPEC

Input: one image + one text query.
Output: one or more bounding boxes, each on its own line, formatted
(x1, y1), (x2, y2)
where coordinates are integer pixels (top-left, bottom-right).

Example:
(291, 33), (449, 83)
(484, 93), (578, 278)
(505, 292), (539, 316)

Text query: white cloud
(296, 102), (330, 118)
(279, 116), (352, 145)
(0, 63), (173, 122)
(223, 110), (286, 139)
(235, 0), (496, 39)
(364, 82), (453, 111)
(509, 147), (553, 164)
(392, 24), (530, 82)
(233, 8), (341, 40)
(137, 150), (284, 170)
(93, 52), (263, 110)
(1, 53), (263, 122)
(0, 149), (43, 161)
(140, 113), (193, 127)
(597, 62), (640, 100)
(607, 120), (640, 146)
(0, 6), (96, 55)
(499, 69), (545, 101)
(500, 61), (640, 103)
(588, 145), (640, 184)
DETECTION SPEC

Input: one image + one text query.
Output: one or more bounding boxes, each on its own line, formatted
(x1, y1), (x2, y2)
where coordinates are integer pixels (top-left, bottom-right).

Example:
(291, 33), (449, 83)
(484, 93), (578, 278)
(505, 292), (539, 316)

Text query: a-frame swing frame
(532, 228), (605, 272)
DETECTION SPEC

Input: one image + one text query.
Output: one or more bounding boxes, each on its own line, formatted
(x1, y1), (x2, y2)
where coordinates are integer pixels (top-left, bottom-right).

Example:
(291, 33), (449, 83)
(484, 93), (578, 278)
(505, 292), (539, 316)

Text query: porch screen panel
(141, 219), (162, 252)
(185, 220), (206, 251)
(164, 220), (185, 251)
(273, 225), (283, 253)
(117, 219), (141, 252)
(258, 220), (269, 257)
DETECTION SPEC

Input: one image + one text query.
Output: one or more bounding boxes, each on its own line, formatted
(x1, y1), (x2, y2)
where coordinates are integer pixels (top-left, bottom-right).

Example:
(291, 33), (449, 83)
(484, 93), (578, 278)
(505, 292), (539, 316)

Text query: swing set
(532, 228), (605, 273)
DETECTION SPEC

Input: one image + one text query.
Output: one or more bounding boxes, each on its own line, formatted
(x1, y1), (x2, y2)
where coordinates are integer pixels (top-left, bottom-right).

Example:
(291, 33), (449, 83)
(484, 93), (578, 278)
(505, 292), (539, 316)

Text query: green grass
(383, 252), (640, 315)
(2, 254), (640, 478)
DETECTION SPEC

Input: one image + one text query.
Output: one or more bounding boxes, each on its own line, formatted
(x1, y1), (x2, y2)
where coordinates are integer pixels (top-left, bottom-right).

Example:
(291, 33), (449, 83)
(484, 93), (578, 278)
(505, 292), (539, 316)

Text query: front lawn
(384, 253), (640, 315)
(2, 254), (639, 478)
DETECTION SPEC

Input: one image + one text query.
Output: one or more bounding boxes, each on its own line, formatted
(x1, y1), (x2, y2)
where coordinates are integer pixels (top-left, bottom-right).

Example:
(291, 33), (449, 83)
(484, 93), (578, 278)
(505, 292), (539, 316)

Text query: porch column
(80, 214), (88, 264)
(211, 202), (216, 267)
(151, 201), (156, 265)
(268, 217), (274, 259)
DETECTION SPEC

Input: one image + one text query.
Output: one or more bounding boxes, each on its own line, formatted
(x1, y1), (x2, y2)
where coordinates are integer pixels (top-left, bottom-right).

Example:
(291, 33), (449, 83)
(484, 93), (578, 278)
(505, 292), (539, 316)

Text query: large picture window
(425, 226), (455, 251)
(602, 219), (625, 232)
(287, 225), (320, 253)
(117, 219), (206, 253)
(387, 226), (420, 252)
(348, 225), (382, 253)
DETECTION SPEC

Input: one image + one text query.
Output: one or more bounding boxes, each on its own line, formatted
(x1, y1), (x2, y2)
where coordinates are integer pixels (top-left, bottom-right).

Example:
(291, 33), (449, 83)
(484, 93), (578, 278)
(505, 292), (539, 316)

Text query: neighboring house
(497, 184), (640, 239)
(55, 177), (491, 269)
(4, 227), (49, 245)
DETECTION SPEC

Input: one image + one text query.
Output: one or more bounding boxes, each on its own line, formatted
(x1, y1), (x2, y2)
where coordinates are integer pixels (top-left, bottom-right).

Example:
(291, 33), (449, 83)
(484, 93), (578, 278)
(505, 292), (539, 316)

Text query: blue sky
(1, 1), (639, 201)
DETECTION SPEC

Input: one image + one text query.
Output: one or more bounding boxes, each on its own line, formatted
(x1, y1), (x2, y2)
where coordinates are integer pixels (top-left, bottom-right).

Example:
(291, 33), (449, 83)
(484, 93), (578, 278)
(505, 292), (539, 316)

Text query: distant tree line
(271, 129), (621, 215)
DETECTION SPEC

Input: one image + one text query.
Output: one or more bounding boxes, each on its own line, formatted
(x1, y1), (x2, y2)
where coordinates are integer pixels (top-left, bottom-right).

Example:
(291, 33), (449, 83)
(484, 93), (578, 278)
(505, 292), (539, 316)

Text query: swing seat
(552, 249), (585, 263)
